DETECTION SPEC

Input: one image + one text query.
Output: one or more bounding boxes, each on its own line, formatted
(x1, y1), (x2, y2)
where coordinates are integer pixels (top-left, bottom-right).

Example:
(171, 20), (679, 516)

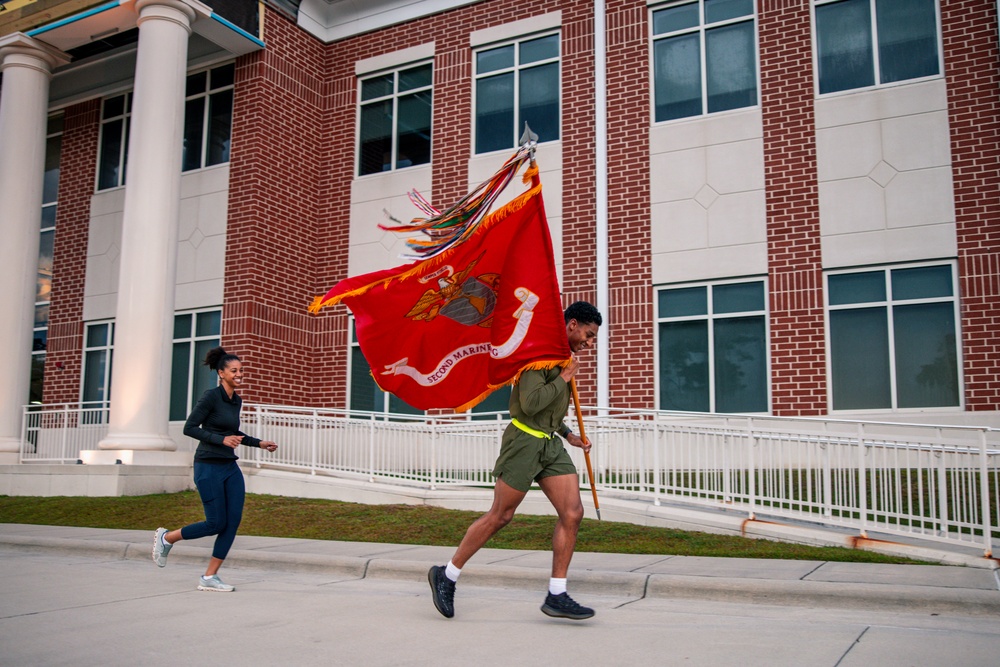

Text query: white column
(0, 35), (69, 463)
(96, 0), (210, 458)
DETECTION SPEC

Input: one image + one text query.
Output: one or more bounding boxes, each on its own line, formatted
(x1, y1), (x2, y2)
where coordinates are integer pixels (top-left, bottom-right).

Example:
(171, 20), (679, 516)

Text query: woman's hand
(566, 432), (591, 454)
(261, 441), (278, 453)
(222, 435), (243, 449)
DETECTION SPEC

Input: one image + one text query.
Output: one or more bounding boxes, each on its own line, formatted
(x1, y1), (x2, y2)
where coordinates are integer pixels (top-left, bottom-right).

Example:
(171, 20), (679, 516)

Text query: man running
(428, 301), (602, 620)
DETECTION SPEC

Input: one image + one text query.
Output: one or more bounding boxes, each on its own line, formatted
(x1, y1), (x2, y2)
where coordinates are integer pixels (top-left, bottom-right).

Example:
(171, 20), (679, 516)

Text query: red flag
(310, 183), (568, 411)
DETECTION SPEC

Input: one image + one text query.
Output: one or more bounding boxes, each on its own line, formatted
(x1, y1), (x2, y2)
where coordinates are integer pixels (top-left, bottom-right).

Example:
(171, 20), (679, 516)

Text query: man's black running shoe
(540, 592), (595, 620)
(428, 565), (456, 618)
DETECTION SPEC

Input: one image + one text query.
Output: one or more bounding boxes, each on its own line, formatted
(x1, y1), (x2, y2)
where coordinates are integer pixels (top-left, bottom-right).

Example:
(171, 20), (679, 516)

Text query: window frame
(169, 308), (223, 421)
(182, 62), (236, 173)
(96, 92), (131, 191)
(812, 0), (944, 97)
(650, 0), (760, 124)
(472, 30), (562, 155)
(824, 260), (963, 413)
(356, 60), (434, 177)
(80, 320), (115, 411)
(655, 277), (771, 414)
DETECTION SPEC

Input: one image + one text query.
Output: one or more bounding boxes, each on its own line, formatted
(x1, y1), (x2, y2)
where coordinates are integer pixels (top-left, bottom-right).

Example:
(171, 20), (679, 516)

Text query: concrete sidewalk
(2, 523), (998, 617)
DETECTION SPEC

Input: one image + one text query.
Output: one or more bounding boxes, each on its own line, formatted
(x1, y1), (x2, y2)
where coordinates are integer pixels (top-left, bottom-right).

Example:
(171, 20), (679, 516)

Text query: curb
(3, 534), (999, 617)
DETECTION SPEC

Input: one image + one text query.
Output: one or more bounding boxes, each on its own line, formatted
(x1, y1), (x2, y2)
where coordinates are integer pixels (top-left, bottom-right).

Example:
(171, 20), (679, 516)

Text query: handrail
(19, 402), (1000, 556)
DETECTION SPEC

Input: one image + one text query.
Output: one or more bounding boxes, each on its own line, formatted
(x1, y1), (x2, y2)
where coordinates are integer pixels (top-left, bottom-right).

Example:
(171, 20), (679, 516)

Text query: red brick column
(44, 100), (100, 405)
(599, 0), (654, 410)
(759, 0), (826, 415)
(941, 0), (1000, 411)
(223, 9), (329, 406)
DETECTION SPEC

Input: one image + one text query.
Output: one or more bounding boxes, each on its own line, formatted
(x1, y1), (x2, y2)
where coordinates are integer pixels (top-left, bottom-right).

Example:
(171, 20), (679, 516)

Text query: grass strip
(0, 492), (924, 564)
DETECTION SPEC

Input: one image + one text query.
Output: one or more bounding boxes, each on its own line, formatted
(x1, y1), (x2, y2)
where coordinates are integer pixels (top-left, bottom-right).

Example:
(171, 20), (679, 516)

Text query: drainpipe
(595, 0), (609, 414)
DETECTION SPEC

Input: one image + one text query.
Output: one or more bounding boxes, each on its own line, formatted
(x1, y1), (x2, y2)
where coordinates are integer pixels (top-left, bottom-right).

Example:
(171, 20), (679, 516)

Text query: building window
(827, 263), (960, 411)
(358, 62), (433, 176)
(651, 0), (758, 123)
(474, 33), (560, 154)
(814, 0), (940, 95)
(97, 93), (131, 190)
(34, 115), (62, 404)
(96, 64), (236, 190)
(183, 63), (235, 171)
(170, 309), (222, 420)
(657, 280), (769, 413)
(82, 321), (114, 411)
(349, 320), (422, 415)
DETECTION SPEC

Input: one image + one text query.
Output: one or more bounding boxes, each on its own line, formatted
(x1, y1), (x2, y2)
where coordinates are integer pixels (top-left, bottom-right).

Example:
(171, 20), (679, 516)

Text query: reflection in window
(82, 322), (115, 411)
(170, 309), (222, 420)
(815, 0), (940, 94)
(652, 0), (757, 122)
(475, 33), (560, 154)
(183, 63), (235, 171)
(827, 263), (959, 410)
(657, 279), (768, 413)
(358, 63), (433, 176)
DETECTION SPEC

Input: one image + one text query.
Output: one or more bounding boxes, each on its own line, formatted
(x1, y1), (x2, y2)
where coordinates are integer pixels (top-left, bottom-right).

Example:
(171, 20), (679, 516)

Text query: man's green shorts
(492, 423), (578, 493)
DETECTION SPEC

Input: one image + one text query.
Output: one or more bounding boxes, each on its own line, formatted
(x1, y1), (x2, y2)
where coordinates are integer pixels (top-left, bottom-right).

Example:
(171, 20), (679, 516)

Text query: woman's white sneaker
(152, 528), (172, 567)
(197, 575), (235, 592)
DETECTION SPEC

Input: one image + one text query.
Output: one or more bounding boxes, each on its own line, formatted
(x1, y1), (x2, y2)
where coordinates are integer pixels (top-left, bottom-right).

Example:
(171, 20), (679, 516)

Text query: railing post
(652, 412), (661, 506)
(936, 434), (949, 539)
(746, 417), (756, 520)
(18, 404), (26, 462)
(430, 417), (437, 490)
(61, 404), (70, 462)
(822, 423), (833, 518)
(978, 429), (992, 558)
(857, 422), (868, 538)
(311, 410), (318, 475)
(368, 413), (376, 483)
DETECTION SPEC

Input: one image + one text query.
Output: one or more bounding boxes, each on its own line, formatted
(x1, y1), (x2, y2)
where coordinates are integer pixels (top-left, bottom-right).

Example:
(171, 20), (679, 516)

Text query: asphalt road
(3, 543), (999, 667)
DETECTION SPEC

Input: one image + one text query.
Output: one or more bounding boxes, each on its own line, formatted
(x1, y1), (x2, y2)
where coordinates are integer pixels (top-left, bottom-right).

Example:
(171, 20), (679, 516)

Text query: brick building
(1, 0), (998, 460)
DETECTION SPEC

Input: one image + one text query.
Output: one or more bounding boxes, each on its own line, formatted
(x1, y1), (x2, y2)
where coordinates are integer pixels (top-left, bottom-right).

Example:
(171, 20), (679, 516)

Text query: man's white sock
(445, 561), (461, 582)
(549, 577), (567, 595)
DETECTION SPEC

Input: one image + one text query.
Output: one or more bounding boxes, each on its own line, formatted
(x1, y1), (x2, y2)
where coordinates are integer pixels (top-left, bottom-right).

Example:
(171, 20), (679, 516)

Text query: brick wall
(222, 9), (332, 406)
(942, 0), (1000, 411)
(302, 0), (602, 409)
(43, 99), (100, 405)
(759, 0), (827, 415)
(602, 0), (653, 410)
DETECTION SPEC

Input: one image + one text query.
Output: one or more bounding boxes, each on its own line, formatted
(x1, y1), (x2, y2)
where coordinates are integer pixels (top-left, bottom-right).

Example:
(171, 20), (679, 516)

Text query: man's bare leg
(451, 478), (527, 568)
(536, 472), (593, 619)
(537, 473), (584, 578)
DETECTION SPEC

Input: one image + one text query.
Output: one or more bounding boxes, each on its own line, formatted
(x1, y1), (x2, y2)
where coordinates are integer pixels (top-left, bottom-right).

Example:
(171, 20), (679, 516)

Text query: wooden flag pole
(570, 378), (601, 520)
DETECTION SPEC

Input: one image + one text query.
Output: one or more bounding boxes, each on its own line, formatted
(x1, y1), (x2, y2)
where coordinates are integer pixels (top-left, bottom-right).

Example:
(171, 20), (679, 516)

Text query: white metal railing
(19, 403), (1000, 556)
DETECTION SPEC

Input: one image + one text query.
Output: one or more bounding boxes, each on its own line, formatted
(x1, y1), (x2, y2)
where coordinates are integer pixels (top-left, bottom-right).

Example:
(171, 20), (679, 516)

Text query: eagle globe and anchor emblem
(405, 252), (500, 328)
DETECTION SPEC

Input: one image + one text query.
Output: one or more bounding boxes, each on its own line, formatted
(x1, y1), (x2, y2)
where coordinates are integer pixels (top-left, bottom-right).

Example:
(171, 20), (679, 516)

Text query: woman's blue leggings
(180, 460), (245, 560)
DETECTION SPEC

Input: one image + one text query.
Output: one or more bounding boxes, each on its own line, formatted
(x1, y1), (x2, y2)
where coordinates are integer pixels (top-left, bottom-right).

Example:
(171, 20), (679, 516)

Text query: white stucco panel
(884, 167), (956, 229)
(823, 223), (957, 268)
(707, 190), (766, 247)
(650, 147), (705, 204)
(816, 120), (882, 182)
(649, 108), (762, 154)
(706, 138), (765, 194)
(652, 243), (767, 285)
(819, 177), (886, 236)
(651, 199), (708, 254)
(882, 111), (952, 172)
